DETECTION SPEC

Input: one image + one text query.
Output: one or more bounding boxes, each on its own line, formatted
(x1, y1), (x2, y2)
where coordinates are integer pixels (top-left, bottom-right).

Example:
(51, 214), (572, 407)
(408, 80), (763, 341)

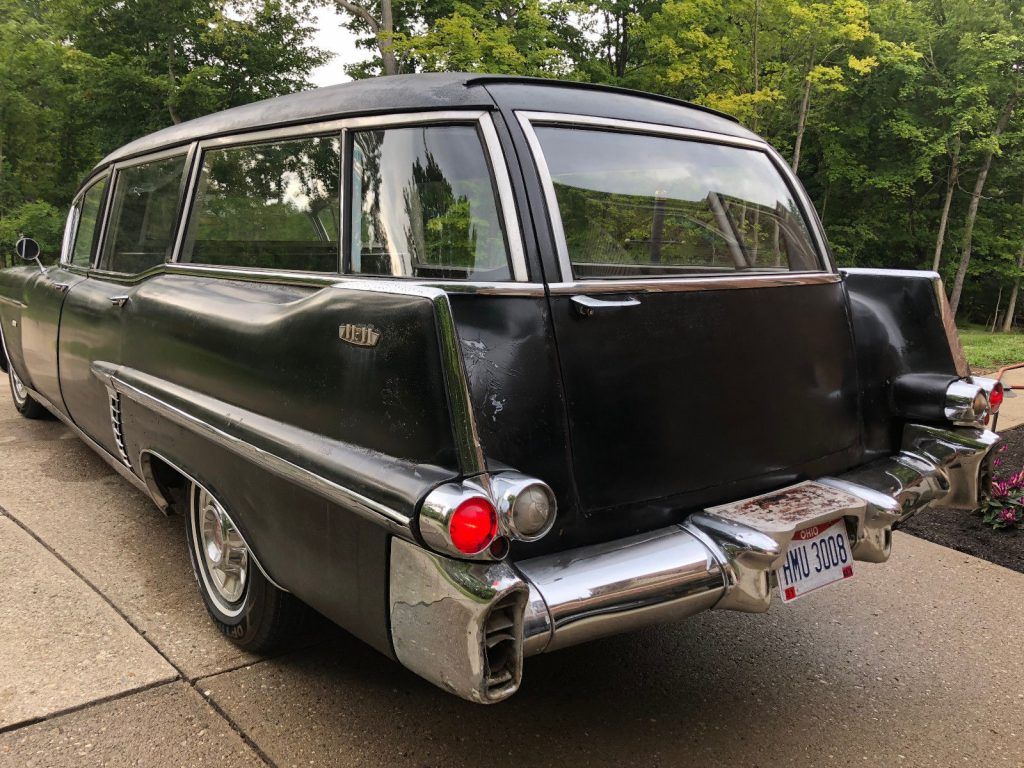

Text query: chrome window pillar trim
(59, 202), (80, 267)
(170, 109), (528, 282)
(91, 364), (414, 536)
(170, 141), (203, 265)
(330, 279), (487, 478)
(514, 110), (834, 282)
(478, 112), (527, 281)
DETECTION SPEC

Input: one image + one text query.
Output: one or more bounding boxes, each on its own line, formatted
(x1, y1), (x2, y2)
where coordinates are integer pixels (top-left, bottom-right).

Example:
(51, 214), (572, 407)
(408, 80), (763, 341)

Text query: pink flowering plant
(981, 446), (1024, 530)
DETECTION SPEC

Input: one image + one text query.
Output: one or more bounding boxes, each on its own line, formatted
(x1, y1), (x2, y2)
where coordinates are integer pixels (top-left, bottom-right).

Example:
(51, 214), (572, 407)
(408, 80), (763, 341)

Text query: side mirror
(15, 237), (45, 274)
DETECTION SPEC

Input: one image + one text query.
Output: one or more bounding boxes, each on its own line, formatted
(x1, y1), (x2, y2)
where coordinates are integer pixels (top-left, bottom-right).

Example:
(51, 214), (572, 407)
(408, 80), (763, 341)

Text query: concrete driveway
(1, 395), (1024, 768)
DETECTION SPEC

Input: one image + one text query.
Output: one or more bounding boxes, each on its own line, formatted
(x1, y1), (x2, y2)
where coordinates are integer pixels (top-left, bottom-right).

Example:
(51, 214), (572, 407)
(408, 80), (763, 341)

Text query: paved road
(1, 395), (1023, 767)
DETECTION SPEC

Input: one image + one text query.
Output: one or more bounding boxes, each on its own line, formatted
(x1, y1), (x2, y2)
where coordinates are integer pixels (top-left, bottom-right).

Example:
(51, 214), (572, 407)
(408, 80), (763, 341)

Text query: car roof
(95, 72), (756, 170)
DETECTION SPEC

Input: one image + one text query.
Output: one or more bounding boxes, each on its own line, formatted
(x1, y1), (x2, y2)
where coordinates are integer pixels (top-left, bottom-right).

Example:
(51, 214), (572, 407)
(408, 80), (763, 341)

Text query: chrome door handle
(571, 295), (641, 317)
(49, 282), (70, 294)
(109, 295), (130, 308)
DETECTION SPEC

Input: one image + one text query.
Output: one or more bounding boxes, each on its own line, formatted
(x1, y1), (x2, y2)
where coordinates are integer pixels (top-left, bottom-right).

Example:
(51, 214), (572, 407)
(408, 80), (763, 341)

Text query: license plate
(776, 518), (853, 603)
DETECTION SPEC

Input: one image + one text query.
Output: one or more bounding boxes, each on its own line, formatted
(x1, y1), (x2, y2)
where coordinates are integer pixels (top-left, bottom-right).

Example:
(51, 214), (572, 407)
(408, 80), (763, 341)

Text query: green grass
(958, 324), (1024, 371)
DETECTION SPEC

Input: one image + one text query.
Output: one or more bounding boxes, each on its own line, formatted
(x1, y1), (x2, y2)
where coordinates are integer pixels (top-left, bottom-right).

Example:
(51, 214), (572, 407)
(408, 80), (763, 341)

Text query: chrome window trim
(546, 271), (840, 295)
(170, 110), (528, 282)
(55, 260), (548, 295)
(59, 202), (79, 267)
(515, 110), (834, 283)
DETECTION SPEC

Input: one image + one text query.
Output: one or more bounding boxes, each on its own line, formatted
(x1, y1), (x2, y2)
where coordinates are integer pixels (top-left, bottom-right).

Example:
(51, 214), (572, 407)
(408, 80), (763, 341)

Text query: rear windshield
(533, 127), (821, 279)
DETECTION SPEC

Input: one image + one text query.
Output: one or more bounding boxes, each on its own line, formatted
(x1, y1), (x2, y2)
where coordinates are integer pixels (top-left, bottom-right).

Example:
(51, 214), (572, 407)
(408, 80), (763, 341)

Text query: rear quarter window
(349, 125), (511, 281)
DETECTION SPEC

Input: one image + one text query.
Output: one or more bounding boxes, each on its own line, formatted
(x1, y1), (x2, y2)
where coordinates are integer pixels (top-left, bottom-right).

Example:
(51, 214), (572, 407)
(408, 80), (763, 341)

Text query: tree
(391, 0), (572, 75)
(333, 0), (400, 74)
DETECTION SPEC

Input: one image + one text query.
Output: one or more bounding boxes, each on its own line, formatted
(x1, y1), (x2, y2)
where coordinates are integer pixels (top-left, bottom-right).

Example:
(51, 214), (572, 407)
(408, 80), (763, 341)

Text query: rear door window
(99, 155), (187, 274)
(181, 136), (342, 272)
(348, 125), (511, 280)
(69, 177), (109, 267)
(532, 126), (821, 279)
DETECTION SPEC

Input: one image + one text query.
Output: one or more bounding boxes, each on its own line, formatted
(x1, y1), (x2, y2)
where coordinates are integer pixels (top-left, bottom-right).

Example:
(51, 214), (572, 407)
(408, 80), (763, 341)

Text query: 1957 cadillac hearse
(0, 73), (1003, 703)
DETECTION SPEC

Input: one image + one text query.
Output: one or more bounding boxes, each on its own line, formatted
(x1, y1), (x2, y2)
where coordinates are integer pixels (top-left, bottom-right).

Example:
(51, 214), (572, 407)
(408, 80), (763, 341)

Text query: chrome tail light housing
(417, 472), (557, 560)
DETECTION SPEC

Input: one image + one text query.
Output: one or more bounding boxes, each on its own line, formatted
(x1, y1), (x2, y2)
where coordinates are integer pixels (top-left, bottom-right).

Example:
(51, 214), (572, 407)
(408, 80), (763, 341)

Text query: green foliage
(0, 202), (65, 267)
(958, 326), (1024, 370)
(0, 0), (325, 265)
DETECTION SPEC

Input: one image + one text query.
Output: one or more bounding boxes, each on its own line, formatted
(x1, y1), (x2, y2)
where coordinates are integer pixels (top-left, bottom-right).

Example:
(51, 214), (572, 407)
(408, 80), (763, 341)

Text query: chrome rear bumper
(389, 425), (998, 703)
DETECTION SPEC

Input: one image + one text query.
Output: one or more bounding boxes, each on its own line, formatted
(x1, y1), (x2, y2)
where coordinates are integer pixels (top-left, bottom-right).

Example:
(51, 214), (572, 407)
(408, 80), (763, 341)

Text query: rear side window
(70, 177), (108, 267)
(533, 127), (820, 279)
(181, 136), (342, 272)
(349, 125), (510, 280)
(100, 155), (187, 274)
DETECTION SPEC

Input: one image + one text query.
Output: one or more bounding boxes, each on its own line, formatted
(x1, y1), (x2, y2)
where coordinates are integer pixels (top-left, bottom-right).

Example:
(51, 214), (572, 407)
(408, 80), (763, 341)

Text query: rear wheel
(8, 364), (47, 419)
(185, 481), (305, 652)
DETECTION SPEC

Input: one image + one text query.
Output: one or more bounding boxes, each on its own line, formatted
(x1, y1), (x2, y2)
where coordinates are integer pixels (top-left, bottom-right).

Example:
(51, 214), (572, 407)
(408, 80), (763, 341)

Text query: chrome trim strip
(515, 110), (833, 281)
(92, 365), (413, 535)
(138, 448), (289, 593)
(547, 272), (840, 295)
(0, 295), (27, 309)
(330, 279), (487, 477)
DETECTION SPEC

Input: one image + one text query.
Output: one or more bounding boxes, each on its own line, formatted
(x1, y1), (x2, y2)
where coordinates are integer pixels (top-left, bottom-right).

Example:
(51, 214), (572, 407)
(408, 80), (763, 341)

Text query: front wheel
(185, 481), (305, 652)
(8, 364), (47, 419)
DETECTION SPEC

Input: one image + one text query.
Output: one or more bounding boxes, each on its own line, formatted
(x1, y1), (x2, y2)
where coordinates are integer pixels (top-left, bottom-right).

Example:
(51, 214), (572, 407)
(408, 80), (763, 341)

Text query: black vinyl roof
(98, 72), (754, 168)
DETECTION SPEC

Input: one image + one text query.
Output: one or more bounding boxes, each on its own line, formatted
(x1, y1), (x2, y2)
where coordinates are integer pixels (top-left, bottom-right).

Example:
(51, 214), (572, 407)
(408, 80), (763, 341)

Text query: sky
(308, 6), (368, 87)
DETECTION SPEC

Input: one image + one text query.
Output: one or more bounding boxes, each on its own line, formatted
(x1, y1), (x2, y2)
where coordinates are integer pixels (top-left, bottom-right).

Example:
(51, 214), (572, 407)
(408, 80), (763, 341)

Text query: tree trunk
(379, 0), (398, 75)
(991, 286), (1003, 332)
(791, 75), (812, 173)
(1002, 239), (1024, 332)
(335, 0), (397, 75)
(949, 92), (1020, 316)
(166, 42), (182, 125)
(931, 134), (960, 272)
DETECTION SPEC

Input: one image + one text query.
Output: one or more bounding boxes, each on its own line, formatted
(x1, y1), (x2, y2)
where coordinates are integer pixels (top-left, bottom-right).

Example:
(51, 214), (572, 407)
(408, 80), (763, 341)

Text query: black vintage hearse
(0, 74), (1002, 703)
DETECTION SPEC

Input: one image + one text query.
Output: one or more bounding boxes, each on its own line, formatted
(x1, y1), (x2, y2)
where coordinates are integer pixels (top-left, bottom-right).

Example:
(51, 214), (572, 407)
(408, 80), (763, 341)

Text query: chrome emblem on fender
(339, 323), (381, 348)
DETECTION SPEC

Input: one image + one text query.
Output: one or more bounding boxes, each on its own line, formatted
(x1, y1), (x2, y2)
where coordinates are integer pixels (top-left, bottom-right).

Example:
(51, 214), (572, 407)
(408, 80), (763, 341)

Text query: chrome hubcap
(196, 489), (248, 606)
(9, 366), (27, 404)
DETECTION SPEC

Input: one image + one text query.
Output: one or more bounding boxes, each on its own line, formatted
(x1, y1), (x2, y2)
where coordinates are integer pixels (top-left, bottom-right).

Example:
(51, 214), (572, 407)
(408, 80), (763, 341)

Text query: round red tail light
(990, 382), (1004, 413)
(448, 497), (498, 555)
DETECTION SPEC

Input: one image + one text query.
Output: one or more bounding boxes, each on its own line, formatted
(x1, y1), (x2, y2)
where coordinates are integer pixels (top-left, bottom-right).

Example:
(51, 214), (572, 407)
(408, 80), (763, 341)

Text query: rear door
(520, 116), (864, 516)
(59, 150), (190, 459)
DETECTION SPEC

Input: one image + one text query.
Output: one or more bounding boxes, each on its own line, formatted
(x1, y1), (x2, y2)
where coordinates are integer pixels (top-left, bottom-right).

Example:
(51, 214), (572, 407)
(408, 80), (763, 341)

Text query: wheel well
(139, 451), (190, 515)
